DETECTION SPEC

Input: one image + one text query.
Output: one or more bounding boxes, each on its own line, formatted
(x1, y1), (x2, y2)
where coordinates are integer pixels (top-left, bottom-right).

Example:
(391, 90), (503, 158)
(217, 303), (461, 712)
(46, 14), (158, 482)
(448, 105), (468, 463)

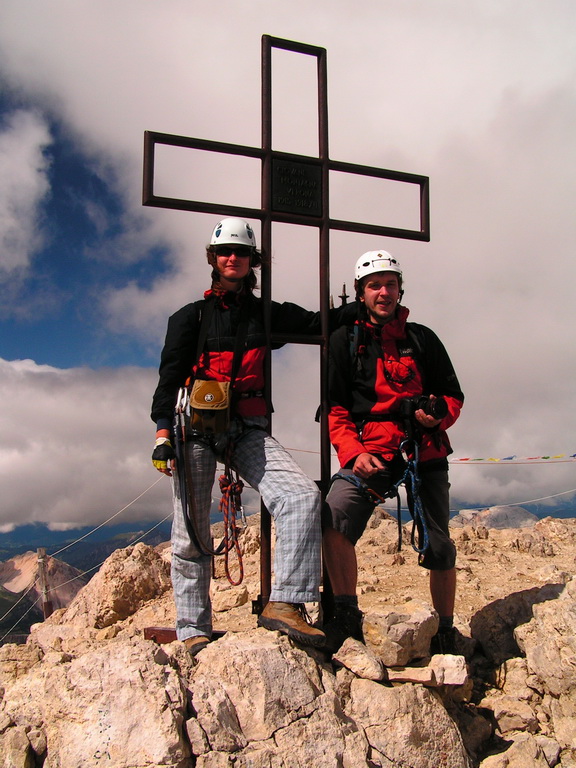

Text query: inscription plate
(271, 158), (322, 216)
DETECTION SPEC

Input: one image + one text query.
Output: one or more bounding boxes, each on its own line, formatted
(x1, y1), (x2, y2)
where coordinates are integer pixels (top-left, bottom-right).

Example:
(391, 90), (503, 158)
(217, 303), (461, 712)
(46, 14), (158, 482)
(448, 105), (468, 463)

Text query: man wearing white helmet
(321, 250), (464, 654)
(151, 217), (354, 655)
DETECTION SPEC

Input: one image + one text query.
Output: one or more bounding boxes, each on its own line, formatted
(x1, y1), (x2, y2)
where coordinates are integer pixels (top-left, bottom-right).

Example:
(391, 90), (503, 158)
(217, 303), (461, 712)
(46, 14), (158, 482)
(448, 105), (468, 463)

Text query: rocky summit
(1, 512), (575, 767)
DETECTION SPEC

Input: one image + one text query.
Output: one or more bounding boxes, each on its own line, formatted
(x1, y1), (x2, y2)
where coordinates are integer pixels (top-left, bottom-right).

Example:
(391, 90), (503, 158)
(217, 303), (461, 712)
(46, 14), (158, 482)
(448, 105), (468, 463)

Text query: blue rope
(332, 442), (430, 555)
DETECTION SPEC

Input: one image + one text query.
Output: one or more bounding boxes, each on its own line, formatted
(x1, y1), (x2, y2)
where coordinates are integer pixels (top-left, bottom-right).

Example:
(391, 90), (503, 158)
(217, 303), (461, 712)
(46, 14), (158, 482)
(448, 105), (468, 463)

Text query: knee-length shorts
(322, 457), (456, 571)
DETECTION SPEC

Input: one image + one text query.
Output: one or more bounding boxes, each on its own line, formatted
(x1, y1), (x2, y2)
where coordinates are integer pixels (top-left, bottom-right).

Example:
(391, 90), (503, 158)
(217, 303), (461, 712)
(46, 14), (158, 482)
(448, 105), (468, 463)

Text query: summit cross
(143, 34), (430, 606)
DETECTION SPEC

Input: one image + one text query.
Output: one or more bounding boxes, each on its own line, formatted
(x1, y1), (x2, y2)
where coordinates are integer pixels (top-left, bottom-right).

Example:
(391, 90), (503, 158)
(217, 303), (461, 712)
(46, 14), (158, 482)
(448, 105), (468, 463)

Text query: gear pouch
(189, 379), (231, 434)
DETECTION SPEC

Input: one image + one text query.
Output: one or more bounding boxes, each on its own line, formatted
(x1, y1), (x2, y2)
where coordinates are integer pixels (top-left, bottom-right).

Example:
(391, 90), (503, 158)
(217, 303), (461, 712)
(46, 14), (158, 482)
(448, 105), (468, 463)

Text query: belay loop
(218, 464), (245, 586)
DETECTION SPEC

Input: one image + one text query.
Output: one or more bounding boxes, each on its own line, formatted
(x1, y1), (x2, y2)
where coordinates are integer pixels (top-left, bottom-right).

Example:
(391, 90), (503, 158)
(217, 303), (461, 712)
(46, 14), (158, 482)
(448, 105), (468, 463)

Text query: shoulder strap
(348, 323), (365, 373)
(194, 296), (250, 388)
(405, 322), (429, 390)
(405, 322), (425, 360)
(230, 301), (250, 387)
(195, 299), (214, 364)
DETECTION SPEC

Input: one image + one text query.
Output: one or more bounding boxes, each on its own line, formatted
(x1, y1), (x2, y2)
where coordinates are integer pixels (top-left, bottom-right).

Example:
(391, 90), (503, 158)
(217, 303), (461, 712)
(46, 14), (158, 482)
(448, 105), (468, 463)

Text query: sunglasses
(214, 246), (253, 258)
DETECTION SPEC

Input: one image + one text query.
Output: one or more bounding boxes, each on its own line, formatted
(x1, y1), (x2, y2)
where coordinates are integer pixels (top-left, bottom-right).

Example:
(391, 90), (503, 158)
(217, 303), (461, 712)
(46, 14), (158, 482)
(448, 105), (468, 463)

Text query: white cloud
(0, 109), (52, 276)
(0, 0), (575, 526)
(0, 357), (169, 527)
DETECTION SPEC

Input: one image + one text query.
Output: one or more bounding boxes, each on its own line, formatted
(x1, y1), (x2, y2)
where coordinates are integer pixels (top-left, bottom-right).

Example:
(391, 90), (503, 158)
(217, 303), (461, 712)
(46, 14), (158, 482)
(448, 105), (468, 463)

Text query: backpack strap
(404, 322), (427, 389)
(194, 298), (213, 363)
(194, 296), (249, 389)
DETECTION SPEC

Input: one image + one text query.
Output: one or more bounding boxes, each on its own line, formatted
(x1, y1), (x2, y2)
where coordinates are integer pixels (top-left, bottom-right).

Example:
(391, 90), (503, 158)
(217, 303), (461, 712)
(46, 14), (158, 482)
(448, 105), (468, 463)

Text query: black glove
(152, 438), (176, 472)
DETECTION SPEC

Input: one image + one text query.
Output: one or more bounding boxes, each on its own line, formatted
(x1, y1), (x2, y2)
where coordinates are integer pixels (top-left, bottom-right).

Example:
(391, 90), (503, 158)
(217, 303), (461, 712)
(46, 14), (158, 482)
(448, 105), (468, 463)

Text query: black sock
(438, 615), (454, 633)
(334, 595), (359, 609)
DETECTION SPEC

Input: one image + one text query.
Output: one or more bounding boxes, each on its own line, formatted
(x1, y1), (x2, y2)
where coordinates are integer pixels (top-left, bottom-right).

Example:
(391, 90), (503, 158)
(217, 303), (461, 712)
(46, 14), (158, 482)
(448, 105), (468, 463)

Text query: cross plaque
(143, 35), (430, 611)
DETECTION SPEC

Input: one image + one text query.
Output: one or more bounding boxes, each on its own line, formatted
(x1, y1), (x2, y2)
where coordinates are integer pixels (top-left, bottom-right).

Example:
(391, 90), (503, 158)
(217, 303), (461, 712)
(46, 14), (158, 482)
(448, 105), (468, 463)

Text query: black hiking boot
(322, 604), (364, 654)
(430, 627), (457, 655)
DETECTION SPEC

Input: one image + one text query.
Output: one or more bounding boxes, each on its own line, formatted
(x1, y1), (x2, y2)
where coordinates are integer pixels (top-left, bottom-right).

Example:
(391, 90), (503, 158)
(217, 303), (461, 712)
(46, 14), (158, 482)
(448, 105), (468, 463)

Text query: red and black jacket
(151, 290), (356, 430)
(328, 305), (464, 468)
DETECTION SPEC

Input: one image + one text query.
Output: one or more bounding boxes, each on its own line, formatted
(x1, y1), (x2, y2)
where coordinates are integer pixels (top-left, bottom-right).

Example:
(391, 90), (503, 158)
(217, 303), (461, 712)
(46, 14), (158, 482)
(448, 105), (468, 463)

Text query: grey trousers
(170, 419), (321, 640)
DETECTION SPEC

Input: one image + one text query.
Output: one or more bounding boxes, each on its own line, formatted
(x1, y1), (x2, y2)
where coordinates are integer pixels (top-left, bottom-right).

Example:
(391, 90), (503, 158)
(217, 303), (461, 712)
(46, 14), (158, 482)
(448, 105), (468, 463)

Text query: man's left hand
(414, 409), (441, 429)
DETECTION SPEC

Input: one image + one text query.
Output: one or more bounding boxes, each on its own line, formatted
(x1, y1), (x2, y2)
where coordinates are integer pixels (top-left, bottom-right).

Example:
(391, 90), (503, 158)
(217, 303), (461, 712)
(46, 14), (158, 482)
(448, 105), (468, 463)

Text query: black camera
(400, 395), (448, 421)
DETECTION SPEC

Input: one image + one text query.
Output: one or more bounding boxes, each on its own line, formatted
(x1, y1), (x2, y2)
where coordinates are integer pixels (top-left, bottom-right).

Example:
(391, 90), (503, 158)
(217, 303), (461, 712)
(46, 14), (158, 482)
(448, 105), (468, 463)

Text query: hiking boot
(183, 635), (210, 657)
(323, 604), (364, 654)
(257, 601), (326, 648)
(430, 627), (457, 656)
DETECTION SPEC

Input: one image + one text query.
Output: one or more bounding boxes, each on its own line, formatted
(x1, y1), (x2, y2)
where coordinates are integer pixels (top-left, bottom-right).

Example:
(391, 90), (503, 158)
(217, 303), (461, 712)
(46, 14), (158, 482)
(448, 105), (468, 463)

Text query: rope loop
(219, 463), (245, 586)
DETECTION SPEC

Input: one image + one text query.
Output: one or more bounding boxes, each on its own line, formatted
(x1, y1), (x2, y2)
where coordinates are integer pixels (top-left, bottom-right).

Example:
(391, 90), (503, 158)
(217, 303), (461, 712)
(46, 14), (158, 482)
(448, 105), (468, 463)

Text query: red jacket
(328, 306), (464, 467)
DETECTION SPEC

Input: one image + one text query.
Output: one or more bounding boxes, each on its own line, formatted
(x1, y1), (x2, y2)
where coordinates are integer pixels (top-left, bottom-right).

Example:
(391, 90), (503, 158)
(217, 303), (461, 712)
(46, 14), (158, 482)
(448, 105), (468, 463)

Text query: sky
(0, 0), (575, 531)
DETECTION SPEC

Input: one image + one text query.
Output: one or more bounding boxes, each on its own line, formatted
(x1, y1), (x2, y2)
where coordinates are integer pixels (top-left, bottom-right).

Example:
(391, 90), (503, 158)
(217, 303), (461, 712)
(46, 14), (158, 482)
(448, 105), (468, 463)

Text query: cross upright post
(143, 34), (430, 613)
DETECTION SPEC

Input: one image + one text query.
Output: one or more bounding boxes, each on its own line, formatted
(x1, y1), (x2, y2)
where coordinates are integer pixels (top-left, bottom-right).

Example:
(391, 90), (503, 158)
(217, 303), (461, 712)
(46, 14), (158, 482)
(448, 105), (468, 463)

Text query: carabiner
(399, 438), (415, 464)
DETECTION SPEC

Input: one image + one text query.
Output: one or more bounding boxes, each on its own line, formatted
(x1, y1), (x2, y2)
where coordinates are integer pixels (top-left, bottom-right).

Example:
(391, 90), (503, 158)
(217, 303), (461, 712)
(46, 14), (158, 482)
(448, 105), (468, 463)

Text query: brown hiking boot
(257, 601), (326, 648)
(183, 635), (210, 657)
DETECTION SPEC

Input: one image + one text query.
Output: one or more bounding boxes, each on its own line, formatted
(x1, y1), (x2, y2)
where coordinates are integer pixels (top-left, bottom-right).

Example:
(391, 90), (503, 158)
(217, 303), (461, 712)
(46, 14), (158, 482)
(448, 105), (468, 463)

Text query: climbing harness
(332, 439), (430, 557)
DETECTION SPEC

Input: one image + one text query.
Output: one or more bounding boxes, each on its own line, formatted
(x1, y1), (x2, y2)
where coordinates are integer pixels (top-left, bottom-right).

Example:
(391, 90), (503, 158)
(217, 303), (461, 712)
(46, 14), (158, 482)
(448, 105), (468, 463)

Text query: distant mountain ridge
(0, 520), (173, 574)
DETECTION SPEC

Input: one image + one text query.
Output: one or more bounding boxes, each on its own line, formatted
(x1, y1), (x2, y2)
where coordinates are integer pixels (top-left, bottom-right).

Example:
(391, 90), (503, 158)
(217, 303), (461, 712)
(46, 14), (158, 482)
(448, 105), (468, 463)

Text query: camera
(400, 395), (448, 421)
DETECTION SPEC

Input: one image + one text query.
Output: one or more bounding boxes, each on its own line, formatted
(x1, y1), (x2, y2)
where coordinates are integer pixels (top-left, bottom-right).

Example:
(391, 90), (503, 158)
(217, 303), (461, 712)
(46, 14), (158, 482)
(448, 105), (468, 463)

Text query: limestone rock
(0, 725), (35, 768)
(494, 657), (538, 701)
(452, 506), (539, 529)
(212, 584), (249, 612)
(0, 550), (86, 611)
(0, 636), (190, 768)
(363, 607), (438, 665)
(0, 641), (42, 684)
(478, 731), (550, 767)
(428, 653), (470, 687)
(191, 629), (324, 744)
(514, 577), (576, 751)
(346, 678), (473, 767)
(470, 582), (564, 665)
(535, 734), (562, 767)
(332, 637), (385, 680)
(1, 515), (576, 767)
(514, 577), (576, 698)
(189, 630), (370, 767)
(479, 692), (539, 734)
(60, 542), (172, 628)
(384, 664), (438, 686)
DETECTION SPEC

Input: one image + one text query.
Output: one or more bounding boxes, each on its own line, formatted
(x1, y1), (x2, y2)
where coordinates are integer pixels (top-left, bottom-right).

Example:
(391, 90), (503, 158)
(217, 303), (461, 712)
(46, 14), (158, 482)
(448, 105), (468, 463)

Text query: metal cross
(143, 35), (430, 610)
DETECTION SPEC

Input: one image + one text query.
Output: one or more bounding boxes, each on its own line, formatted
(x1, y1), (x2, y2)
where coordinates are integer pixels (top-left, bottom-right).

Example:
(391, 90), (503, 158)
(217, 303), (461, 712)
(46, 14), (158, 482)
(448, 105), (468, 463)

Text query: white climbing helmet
(209, 217), (257, 249)
(354, 251), (402, 282)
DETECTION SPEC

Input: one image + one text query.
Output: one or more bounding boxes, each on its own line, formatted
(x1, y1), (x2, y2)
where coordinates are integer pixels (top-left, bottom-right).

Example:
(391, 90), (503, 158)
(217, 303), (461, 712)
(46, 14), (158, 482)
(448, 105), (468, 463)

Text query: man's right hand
(352, 452), (386, 479)
(152, 438), (176, 476)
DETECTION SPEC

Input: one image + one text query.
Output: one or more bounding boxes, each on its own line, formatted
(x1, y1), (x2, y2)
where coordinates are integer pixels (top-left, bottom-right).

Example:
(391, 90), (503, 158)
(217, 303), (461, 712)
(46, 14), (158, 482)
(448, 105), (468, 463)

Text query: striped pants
(170, 418), (321, 640)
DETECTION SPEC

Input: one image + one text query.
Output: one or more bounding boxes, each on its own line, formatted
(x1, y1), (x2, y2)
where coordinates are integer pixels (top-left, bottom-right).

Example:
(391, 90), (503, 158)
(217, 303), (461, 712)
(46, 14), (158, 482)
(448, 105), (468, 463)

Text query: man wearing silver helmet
(151, 217), (354, 656)
(322, 251), (464, 654)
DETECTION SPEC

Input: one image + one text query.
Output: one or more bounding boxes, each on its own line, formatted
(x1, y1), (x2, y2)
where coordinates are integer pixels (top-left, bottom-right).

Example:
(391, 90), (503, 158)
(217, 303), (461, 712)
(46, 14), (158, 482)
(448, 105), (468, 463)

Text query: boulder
(478, 732), (550, 767)
(346, 678), (473, 767)
(60, 542), (172, 628)
(363, 607), (438, 665)
(470, 583), (564, 665)
(0, 636), (190, 768)
(332, 637), (385, 681)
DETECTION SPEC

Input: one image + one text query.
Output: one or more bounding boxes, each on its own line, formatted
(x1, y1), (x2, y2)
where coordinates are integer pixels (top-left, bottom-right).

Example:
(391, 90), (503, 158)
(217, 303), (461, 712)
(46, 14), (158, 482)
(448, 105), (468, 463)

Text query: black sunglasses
(214, 246), (253, 258)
